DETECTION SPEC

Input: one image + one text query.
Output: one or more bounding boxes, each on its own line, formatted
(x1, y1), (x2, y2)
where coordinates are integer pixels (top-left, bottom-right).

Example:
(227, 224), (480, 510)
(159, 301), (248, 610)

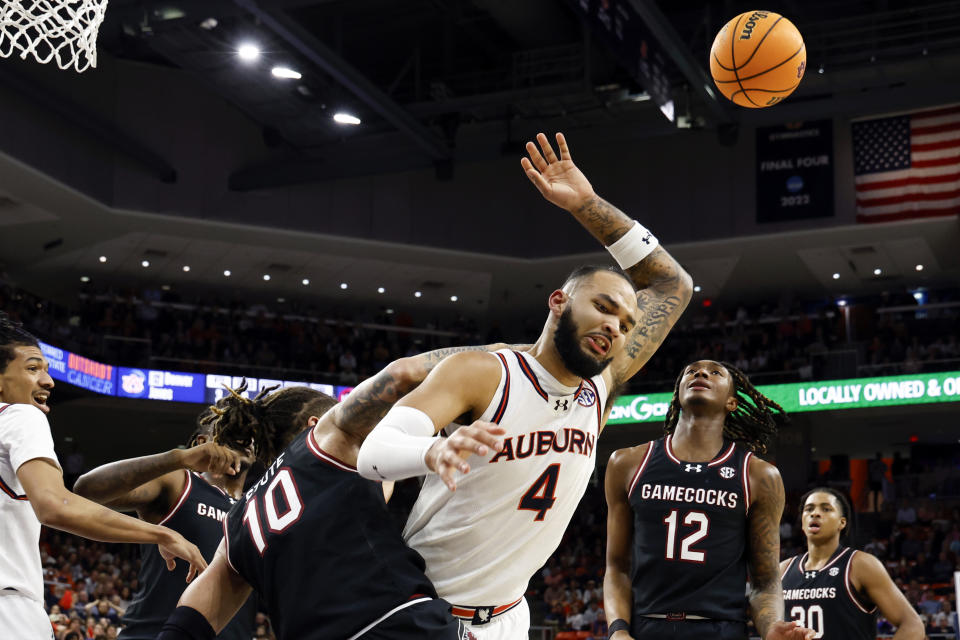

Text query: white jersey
(404, 349), (607, 606)
(0, 403), (61, 604)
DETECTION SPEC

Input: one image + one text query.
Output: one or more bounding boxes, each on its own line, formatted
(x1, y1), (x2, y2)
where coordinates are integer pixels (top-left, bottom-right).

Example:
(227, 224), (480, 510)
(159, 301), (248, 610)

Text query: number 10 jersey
(628, 435), (753, 622)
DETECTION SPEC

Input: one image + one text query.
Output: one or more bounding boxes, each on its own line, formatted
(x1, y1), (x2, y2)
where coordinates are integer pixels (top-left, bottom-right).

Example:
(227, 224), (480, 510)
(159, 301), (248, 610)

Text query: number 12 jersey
(628, 435), (753, 621)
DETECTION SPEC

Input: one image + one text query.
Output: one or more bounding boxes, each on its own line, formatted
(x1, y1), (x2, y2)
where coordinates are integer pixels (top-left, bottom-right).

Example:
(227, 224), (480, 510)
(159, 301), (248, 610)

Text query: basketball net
(0, 0), (109, 73)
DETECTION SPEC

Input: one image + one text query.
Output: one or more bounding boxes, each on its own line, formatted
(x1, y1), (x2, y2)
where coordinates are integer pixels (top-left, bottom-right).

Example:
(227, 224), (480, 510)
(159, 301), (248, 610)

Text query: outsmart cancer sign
(606, 370), (960, 425)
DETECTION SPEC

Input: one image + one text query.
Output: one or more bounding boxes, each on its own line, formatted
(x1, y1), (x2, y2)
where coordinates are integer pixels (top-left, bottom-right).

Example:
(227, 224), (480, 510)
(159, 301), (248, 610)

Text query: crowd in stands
(2, 277), (959, 395)
(37, 529), (276, 640)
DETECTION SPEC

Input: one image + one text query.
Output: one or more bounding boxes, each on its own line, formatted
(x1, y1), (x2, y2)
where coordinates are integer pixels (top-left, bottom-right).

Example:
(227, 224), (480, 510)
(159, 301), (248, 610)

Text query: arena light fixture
(141, 260), (150, 268)
(223, 270), (231, 277)
(837, 299), (848, 307)
(377, 287), (385, 293)
(161, 285), (171, 291)
(414, 291), (422, 298)
(450, 295), (458, 302)
(182, 265), (190, 272)
(98, 255), (107, 263)
(832, 272), (840, 280)
(333, 112), (361, 125)
(340, 282), (348, 290)
(301, 278), (310, 286)
(386, 308), (394, 314)
(80, 276), (90, 283)
(263, 274), (271, 281)
(693, 285), (701, 293)
(237, 43), (260, 62)
(873, 268), (881, 275)
(271, 66), (301, 80)
(277, 297), (285, 303)
(915, 264), (924, 271)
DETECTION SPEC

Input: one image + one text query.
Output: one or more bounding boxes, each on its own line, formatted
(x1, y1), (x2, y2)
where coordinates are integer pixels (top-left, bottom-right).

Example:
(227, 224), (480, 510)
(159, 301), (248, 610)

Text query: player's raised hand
(157, 528), (207, 583)
(178, 442), (246, 476)
(425, 421), (506, 492)
(765, 620), (816, 640)
(521, 132), (596, 211)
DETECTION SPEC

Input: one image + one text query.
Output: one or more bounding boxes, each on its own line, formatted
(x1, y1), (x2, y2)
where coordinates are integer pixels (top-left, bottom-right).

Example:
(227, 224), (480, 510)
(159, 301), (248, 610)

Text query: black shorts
(360, 599), (470, 640)
(632, 616), (748, 640)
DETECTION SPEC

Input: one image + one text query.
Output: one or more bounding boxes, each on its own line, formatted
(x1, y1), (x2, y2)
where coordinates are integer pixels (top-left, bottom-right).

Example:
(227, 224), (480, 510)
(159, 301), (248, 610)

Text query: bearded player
(356, 132), (693, 638)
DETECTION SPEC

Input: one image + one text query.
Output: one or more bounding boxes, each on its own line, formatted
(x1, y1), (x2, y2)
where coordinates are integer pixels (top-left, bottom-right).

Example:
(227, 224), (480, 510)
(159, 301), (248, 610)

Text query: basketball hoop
(0, 0), (109, 73)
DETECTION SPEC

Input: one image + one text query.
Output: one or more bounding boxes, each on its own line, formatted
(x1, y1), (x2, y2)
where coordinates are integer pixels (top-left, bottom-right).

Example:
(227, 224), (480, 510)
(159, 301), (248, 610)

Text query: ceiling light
(98, 256), (107, 263)
(873, 268), (881, 275)
(301, 278), (310, 286)
(837, 299), (847, 307)
(450, 295), (458, 302)
(915, 264), (924, 271)
(913, 292), (924, 301)
(693, 285), (701, 293)
(161, 285), (171, 291)
(832, 273), (840, 280)
(182, 265), (190, 272)
(237, 43), (260, 61)
(80, 276), (90, 283)
(263, 274), (271, 281)
(333, 112), (361, 125)
(223, 270), (231, 277)
(198, 17), (218, 30)
(386, 308), (394, 314)
(377, 287), (385, 293)
(340, 282), (348, 290)
(414, 291), (422, 298)
(818, 64), (824, 74)
(141, 260), (150, 268)
(271, 66), (301, 80)
(277, 297), (285, 303)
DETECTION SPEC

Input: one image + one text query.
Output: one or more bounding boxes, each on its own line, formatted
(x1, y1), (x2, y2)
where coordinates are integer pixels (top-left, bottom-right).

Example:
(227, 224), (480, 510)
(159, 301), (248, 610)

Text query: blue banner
(118, 368), (205, 403)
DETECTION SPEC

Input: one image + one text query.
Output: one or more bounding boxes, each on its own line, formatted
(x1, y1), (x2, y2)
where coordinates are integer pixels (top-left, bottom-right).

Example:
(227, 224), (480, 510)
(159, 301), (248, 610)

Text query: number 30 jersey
(628, 435), (753, 621)
(404, 350), (607, 606)
(223, 429), (438, 640)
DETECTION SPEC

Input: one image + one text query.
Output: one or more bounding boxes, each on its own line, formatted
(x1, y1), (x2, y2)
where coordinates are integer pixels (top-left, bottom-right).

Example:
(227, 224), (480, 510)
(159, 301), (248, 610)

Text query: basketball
(710, 10), (806, 108)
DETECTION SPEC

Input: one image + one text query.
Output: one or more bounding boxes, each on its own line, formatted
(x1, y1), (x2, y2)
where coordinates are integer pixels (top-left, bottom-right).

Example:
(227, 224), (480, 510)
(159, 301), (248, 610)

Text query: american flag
(852, 104), (960, 222)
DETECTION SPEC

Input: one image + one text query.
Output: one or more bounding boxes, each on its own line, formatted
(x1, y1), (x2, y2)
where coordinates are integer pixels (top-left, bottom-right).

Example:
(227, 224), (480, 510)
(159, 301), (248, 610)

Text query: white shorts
(0, 591), (54, 640)
(460, 598), (529, 640)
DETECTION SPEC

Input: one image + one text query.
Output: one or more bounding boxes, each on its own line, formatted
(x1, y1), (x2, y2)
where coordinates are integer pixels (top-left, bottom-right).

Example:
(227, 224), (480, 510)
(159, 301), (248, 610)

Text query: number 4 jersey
(223, 429), (440, 640)
(782, 547), (877, 640)
(628, 435), (753, 621)
(404, 350), (607, 607)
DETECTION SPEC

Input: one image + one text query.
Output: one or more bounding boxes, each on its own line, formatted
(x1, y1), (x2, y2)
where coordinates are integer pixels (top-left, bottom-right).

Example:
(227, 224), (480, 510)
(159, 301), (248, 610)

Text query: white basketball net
(0, 0), (109, 73)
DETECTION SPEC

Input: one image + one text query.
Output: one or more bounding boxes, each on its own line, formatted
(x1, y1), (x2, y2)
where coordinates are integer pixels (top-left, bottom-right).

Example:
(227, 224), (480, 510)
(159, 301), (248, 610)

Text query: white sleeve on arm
(0, 404), (61, 473)
(356, 406), (437, 482)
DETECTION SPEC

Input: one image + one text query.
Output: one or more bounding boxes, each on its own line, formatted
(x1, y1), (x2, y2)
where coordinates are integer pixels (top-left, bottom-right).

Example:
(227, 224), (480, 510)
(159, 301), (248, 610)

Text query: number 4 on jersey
(519, 464), (560, 521)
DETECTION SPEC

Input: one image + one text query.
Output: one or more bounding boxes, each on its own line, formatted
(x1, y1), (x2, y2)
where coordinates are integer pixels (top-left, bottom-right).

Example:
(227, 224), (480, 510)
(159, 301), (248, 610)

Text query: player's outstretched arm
(603, 447), (644, 640)
(852, 551), (924, 639)
(746, 458), (815, 640)
(521, 132), (693, 388)
(328, 342), (524, 444)
(357, 351), (506, 490)
(159, 543), (253, 639)
(73, 443), (244, 520)
(18, 458), (207, 581)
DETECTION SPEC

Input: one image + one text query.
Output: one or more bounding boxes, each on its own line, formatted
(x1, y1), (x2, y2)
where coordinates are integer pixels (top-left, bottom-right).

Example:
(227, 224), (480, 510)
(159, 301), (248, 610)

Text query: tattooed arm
(748, 457), (815, 640)
(521, 132), (693, 389)
(328, 343), (526, 444)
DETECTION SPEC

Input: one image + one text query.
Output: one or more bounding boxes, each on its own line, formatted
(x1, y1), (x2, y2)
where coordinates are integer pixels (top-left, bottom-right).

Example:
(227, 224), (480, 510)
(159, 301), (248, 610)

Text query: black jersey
(782, 547), (878, 640)
(627, 436), (752, 623)
(121, 471), (256, 640)
(223, 429), (451, 640)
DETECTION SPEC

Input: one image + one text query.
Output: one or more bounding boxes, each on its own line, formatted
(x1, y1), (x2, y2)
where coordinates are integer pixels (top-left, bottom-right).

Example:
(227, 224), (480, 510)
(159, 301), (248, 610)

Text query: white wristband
(357, 406), (437, 482)
(606, 221), (659, 269)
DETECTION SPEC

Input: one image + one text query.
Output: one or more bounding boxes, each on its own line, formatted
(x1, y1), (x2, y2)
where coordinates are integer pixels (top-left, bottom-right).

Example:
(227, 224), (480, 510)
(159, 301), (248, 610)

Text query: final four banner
(756, 119), (834, 223)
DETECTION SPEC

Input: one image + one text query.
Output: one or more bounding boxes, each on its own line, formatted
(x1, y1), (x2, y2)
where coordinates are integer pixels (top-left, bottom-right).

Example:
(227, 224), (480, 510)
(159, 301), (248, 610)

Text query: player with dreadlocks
(781, 487), (922, 639)
(159, 342), (521, 640)
(604, 359), (814, 640)
(74, 398), (258, 640)
(0, 311), (206, 639)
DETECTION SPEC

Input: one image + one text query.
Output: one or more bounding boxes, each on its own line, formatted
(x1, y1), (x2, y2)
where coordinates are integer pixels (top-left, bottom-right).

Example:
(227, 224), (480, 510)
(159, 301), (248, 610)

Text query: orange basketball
(709, 10), (806, 108)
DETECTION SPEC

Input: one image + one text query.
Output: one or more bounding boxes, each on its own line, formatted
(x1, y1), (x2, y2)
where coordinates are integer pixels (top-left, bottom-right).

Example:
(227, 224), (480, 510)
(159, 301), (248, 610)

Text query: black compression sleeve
(156, 606), (216, 640)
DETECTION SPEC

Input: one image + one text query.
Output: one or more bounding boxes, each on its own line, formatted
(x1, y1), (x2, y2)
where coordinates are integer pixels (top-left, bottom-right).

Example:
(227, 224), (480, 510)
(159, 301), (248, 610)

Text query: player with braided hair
(604, 360), (813, 640)
(0, 312), (206, 638)
(663, 361), (784, 455)
(781, 487), (923, 639)
(159, 342), (520, 640)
